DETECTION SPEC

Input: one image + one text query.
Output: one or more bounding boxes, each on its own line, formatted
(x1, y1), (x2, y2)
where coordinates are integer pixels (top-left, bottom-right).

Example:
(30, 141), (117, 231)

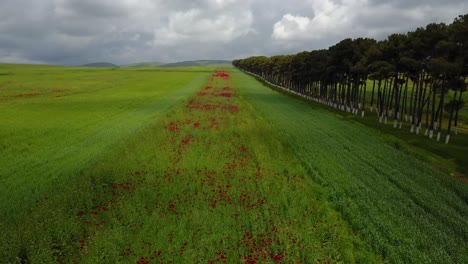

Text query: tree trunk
(453, 86), (464, 135)
(370, 79), (376, 112)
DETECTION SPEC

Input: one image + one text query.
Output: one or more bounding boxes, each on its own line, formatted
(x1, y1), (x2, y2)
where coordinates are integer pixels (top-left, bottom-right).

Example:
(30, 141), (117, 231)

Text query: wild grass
(1, 64), (466, 263)
(0, 66), (373, 263)
(0, 64), (211, 220)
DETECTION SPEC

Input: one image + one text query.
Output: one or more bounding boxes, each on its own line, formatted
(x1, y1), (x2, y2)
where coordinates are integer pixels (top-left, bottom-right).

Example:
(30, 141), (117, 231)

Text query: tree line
(233, 14), (468, 144)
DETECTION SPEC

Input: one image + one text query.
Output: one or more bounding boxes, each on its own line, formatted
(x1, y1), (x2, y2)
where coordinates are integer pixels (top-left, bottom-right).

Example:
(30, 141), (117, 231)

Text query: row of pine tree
(233, 14), (468, 144)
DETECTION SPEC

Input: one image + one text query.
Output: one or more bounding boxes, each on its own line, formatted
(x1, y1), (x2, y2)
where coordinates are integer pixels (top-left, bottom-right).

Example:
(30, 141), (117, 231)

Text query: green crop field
(0, 64), (467, 263)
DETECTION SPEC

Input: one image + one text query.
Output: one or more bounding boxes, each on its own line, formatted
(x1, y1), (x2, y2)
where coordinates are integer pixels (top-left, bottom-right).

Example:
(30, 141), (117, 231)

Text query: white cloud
(271, 0), (468, 46)
(272, 14), (312, 40)
(271, 0), (365, 42)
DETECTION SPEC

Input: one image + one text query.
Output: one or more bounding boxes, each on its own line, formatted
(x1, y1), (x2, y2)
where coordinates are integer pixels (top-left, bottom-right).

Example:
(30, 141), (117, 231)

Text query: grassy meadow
(0, 64), (212, 218)
(0, 64), (467, 263)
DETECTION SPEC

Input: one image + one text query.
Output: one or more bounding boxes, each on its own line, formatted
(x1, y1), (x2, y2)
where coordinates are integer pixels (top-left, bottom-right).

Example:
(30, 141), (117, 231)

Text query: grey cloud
(56, 0), (131, 18)
(367, 0), (467, 9)
(0, 0), (467, 65)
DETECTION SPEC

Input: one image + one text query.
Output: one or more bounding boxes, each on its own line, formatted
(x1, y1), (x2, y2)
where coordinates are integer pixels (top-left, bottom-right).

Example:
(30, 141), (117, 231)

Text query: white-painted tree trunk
(379, 116), (383, 123)
(399, 121), (403, 129)
(361, 111), (365, 117)
(416, 126), (420, 135)
(429, 130), (434, 139)
(410, 124), (414, 133)
(384, 117), (388, 124)
(393, 120), (398, 128)
(445, 134), (450, 144)
(425, 128), (429, 136)
(436, 132), (441, 142)
(405, 115), (408, 122)
(454, 126), (458, 135)
(370, 106), (373, 112)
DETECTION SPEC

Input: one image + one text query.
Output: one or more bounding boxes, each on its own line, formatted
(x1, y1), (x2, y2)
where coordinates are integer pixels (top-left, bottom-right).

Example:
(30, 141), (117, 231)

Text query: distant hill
(79, 60), (232, 68)
(123, 62), (166, 68)
(81, 62), (119, 68)
(160, 60), (232, 67)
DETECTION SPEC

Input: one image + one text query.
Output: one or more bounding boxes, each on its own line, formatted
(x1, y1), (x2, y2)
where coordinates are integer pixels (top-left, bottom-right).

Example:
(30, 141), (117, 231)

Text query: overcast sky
(0, 0), (467, 65)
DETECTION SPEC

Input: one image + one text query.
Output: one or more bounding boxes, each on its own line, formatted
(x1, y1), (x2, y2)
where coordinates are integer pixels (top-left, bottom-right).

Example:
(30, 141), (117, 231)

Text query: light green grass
(0, 64), (213, 219)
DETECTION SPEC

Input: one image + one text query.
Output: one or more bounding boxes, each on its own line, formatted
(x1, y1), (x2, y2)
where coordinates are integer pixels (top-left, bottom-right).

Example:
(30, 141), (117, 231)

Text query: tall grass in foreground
(1, 70), (374, 263)
(1, 65), (466, 263)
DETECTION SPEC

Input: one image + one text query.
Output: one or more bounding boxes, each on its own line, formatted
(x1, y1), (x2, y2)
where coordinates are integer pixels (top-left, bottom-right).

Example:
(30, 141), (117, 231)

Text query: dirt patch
(0, 89), (66, 101)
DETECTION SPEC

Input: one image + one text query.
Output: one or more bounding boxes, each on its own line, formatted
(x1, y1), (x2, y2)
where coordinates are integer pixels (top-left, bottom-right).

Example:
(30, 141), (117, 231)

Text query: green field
(0, 64), (467, 263)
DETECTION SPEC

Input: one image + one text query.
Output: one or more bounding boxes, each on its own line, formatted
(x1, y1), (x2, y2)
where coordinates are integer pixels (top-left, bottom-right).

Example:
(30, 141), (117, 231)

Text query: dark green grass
(234, 69), (468, 263)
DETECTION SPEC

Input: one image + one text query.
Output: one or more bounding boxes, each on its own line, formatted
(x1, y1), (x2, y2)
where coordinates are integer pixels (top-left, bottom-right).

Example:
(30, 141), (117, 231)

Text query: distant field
(0, 65), (466, 263)
(122, 62), (166, 68)
(0, 64), (212, 218)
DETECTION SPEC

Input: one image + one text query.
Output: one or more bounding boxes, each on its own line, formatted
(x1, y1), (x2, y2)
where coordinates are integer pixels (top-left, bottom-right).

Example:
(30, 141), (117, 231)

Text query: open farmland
(0, 65), (212, 218)
(0, 65), (467, 263)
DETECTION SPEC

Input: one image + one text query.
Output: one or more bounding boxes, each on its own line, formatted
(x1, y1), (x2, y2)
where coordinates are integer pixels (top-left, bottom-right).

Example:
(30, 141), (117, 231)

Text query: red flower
(169, 203), (176, 212)
(167, 122), (179, 132)
(218, 93), (232, 98)
(181, 137), (192, 146)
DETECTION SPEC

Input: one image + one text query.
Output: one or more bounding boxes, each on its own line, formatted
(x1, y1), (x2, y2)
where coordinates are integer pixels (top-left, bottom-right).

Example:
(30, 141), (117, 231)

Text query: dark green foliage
(445, 99), (465, 112)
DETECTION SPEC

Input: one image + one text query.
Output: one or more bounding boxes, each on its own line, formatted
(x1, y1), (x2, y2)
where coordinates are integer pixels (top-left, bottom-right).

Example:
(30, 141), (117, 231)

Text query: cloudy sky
(0, 0), (467, 65)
